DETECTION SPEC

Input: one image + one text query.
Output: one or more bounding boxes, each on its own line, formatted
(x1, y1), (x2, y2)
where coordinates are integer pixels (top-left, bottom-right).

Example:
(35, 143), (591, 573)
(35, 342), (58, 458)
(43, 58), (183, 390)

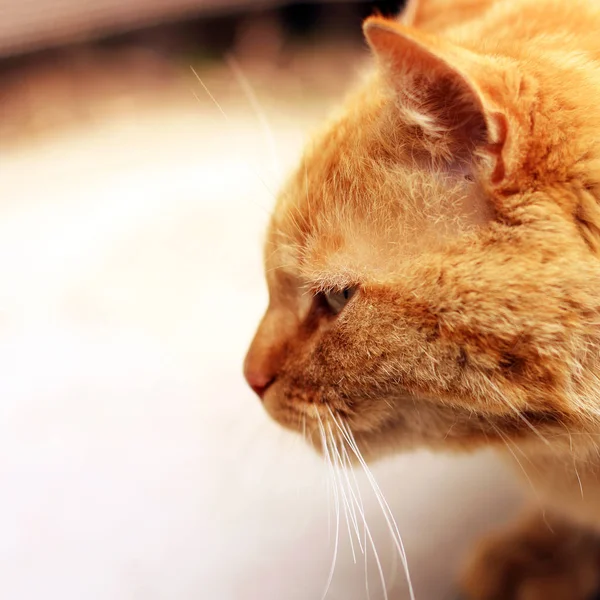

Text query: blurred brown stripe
(0, 0), (288, 57)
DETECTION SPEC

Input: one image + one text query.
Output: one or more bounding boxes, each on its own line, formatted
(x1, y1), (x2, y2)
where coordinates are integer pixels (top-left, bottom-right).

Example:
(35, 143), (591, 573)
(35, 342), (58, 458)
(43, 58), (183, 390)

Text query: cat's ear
(363, 16), (513, 184)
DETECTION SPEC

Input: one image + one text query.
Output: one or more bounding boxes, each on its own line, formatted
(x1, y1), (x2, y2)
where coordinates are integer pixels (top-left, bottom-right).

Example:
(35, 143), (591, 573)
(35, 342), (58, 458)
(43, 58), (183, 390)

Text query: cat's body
(244, 0), (600, 597)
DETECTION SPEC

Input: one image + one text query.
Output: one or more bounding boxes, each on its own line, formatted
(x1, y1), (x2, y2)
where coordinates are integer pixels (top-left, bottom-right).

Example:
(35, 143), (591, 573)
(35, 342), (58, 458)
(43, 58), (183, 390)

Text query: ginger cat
(244, 0), (600, 597)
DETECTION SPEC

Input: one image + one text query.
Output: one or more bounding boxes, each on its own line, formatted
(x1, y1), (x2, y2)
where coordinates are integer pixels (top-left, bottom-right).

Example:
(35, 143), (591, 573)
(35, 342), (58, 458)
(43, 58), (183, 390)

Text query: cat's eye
(323, 287), (357, 315)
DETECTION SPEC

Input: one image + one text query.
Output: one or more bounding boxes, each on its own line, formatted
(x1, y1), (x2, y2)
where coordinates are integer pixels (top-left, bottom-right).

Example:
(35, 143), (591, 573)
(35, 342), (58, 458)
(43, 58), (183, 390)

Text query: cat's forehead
(267, 94), (492, 287)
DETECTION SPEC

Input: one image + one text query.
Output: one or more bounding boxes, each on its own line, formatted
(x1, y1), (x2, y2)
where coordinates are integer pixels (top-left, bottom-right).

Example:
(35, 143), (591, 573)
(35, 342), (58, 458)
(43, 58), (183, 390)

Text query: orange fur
(245, 1), (600, 596)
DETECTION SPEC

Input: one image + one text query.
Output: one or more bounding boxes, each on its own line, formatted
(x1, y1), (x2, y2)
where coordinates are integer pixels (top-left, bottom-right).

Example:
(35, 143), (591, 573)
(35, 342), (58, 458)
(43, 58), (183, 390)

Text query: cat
(243, 0), (600, 597)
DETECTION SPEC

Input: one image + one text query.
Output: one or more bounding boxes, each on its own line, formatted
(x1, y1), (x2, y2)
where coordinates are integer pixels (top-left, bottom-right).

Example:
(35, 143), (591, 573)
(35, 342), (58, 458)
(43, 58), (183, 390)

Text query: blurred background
(0, 1), (524, 599)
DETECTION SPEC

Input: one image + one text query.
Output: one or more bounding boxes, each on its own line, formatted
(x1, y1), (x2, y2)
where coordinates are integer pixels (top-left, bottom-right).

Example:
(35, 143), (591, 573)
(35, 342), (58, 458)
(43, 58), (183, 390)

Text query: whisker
(328, 424), (367, 560)
(488, 380), (551, 447)
(332, 410), (416, 600)
(486, 418), (553, 529)
(226, 55), (281, 178)
(334, 422), (388, 600)
(327, 425), (357, 564)
(559, 421), (585, 499)
(490, 421), (535, 490)
(316, 412), (340, 600)
(326, 458), (332, 546)
(303, 157), (314, 226)
(339, 433), (371, 600)
(387, 532), (400, 596)
(190, 66), (230, 121)
(574, 459), (585, 499)
(189, 66), (276, 205)
(335, 431), (365, 555)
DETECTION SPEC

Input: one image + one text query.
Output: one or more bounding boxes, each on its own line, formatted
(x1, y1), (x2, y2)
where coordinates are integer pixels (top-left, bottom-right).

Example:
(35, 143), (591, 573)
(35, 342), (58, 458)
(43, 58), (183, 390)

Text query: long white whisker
(335, 431), (365, 555)
(316, 412), (340, 600)
(226, 55), (281, 178)
(488, 380), (551, 447)
(190, 66), (230, 121)
(574, 457), (585, 499)
(490, 421), (537, 494)
(487, 419), (554, 530)
(332, 411), (416, 600)
(560, 421), (585, 499)
(189, 66), (275, 203)
(326, 463), (332, 545)
(387, 530), (400, 595)
(303, 157), (314, 225)
(339, 433), (371, 600)
(335, 424), (388, 600)
(327, 425), (357, 564)
(328, 423), (365, 560)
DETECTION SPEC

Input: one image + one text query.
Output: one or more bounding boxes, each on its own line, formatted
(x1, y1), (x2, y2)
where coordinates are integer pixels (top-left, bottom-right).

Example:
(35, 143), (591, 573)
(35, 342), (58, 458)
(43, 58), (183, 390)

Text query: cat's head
(244, 17), (600, 461)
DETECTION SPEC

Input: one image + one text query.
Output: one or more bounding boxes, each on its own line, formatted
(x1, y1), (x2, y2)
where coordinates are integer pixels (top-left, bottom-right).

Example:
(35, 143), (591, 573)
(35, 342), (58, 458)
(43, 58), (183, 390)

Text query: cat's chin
(297, 407), (554, 466)
(263, 382), (565, 464)
(296, 421), (425, 466)
(263, 395), (478, 463)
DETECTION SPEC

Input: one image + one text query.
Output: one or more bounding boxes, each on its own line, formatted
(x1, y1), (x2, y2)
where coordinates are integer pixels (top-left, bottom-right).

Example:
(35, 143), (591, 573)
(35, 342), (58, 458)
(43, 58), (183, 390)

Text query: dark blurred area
(0, 1), (404, 144)
(0, 2), (405, 59)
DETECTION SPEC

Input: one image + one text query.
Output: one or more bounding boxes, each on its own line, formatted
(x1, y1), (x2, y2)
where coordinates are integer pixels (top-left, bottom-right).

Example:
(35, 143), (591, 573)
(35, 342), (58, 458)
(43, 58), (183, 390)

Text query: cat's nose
(243, 363), (276, 400)
(244, 309), (291, 400)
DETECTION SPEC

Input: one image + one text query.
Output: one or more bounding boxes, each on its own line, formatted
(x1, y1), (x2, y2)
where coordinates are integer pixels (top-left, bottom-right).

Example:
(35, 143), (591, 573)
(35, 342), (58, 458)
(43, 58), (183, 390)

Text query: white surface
(0, 99), (523, 599)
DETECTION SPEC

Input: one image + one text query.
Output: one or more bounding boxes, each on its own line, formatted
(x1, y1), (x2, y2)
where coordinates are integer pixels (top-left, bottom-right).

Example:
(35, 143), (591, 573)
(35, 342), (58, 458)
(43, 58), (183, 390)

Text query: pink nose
(244, 366), (275, 400)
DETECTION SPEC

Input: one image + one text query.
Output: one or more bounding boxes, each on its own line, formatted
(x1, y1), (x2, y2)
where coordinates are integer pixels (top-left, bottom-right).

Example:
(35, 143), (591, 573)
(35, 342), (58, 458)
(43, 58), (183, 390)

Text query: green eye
(323, 287), (357, 315)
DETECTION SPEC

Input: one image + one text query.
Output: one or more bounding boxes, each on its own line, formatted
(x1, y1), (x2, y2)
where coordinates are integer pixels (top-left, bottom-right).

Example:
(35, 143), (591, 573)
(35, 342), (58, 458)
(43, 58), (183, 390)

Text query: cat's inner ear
(363, 16), (508, 183)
